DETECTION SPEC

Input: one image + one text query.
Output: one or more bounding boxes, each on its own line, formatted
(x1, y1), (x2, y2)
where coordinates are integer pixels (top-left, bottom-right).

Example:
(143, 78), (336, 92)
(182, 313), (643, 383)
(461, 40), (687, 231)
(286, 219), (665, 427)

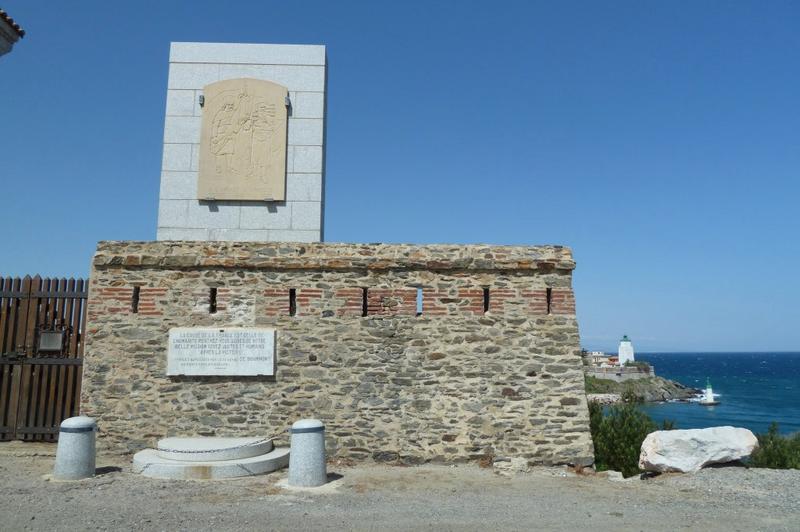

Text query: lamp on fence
(38, 329), (65, 354)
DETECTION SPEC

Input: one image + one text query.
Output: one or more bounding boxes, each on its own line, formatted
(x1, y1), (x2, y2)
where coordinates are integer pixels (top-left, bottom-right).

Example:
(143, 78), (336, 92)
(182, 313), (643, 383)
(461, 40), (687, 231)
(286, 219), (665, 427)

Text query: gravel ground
(1, 445), (798, 531)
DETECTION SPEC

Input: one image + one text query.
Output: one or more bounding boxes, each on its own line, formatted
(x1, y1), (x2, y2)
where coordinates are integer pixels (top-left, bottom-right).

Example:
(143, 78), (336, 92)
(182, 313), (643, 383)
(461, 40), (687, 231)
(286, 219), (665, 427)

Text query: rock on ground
(639, 426), (758, 473)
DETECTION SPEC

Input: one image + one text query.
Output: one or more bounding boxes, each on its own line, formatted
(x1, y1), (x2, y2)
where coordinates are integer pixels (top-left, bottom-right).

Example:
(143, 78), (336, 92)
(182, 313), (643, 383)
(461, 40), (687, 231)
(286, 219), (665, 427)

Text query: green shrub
(659, 418), (676, 430)
(584, 375), (616, 394)
(588, 396), (675, 478)
(583, 376), (647, 402)
(749, 423), (800, 469)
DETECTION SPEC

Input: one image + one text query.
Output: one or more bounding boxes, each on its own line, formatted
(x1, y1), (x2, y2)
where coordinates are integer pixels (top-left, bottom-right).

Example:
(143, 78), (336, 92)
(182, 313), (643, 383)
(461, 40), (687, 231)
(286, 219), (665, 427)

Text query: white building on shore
(618, 335), (635, 365)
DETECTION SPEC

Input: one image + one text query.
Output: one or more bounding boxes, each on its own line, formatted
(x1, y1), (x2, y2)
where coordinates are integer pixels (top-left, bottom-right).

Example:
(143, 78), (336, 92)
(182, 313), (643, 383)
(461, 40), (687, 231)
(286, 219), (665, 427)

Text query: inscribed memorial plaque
(198, 78), (288, 201)
(167, 327), (276, 376)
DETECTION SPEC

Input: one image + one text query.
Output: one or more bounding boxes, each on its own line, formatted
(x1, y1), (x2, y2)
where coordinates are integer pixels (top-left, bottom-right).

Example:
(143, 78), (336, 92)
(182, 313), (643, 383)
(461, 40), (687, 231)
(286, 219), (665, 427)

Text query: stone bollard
(288, 419), (327, 487)
(53, 416), (97, 480)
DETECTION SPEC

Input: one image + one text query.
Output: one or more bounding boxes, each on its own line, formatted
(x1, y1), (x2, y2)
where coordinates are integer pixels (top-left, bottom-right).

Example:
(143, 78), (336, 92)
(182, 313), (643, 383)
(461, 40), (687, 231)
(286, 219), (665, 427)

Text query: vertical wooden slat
(0, 277), (11, 438)
(23, 277), (43, 440)
(38, 277), (50, 331)
(3, 278), (21, 440)
(23, 275), (40, 353)
(13, 276), (34, 440)
(0, 363), (11, 440)
(32, 278), (52, 441)
(41, 278), (60, 440)
(62, 279), (83, 419)
(12, 276), (23, 354)
(1, 278), (12, 353)
(0, 277), (10, 354)
(6, 364), (21, 440)
(78, 278), (87, 356)
(68, 279), (81, 357)
(51, 277), (71, 440)
(62, 280), (78, 423)
(73, 371), (82, 416)
(74, 281), (88, 415)
(52, 278), (74, 430)
(46, 279), (69, 439)
(12, 276), (23, 353)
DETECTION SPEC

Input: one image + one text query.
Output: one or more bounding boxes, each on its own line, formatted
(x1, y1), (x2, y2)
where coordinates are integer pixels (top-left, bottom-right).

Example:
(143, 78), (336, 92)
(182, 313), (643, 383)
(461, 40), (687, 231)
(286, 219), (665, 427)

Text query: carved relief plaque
(198, 78), (288, 201)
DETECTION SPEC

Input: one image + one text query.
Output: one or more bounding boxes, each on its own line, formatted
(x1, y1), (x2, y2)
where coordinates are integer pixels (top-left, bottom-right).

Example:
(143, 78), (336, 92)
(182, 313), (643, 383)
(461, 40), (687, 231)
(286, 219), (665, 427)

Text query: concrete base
(133, 447), (289, 480)
(156, 437), (274, 462)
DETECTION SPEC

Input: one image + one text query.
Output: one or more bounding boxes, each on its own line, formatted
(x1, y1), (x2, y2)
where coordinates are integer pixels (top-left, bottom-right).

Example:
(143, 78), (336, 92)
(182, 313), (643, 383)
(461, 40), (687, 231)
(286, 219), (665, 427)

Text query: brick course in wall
(82, 241), (594, 466)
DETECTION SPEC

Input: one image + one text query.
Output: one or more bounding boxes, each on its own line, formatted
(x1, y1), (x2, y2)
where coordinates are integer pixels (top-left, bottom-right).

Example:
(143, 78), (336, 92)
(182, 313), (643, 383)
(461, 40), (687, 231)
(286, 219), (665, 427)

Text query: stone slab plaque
(198, 78), (288, 201)
(167, 327), (276, 376)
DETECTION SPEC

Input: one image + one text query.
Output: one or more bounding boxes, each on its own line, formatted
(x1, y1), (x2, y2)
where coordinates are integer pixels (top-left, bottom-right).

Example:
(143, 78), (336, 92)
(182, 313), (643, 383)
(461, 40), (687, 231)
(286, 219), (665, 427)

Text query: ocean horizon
(635, 352), (800, 435)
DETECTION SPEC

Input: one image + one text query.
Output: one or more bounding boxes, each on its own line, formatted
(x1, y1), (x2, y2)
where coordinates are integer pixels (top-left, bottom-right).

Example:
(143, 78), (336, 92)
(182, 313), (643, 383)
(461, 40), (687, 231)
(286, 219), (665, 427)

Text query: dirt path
(0, 448), (797, 531)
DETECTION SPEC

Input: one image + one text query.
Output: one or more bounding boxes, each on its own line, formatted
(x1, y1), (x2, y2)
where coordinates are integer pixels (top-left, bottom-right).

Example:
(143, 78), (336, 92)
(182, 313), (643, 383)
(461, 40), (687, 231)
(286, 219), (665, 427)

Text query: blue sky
(1, 1), (798, 352)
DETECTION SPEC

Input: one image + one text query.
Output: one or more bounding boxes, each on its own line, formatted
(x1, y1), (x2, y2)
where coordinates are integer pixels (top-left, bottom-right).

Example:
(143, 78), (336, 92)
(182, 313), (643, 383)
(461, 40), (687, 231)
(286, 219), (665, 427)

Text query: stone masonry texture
(82, 241), (594, 466)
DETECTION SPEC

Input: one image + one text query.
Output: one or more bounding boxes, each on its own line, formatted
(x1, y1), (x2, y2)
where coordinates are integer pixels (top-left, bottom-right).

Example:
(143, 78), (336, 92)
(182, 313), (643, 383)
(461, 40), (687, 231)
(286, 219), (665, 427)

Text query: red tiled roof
(0, 9), (25, 38)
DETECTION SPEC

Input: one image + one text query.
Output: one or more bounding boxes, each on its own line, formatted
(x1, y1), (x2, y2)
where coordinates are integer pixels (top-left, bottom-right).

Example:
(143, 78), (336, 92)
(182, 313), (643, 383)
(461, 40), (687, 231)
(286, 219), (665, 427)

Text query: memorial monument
(167, 327), (276, 376)
(81, 42), (595, 471)
(157, 42), (326, 242)
(198, 79), (288, 202)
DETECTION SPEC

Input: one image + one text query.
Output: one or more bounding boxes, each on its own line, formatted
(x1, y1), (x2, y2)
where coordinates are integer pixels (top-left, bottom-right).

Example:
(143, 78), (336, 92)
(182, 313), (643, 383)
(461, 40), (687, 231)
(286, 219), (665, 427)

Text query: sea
(635, 352), (800, 435)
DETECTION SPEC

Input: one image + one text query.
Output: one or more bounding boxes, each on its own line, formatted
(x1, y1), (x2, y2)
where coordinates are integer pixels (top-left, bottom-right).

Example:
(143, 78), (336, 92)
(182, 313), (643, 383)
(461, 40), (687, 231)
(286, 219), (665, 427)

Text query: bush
(588, 395), (675, 478)
(749, 423), (800, 469)
(584, 375), (617, 394)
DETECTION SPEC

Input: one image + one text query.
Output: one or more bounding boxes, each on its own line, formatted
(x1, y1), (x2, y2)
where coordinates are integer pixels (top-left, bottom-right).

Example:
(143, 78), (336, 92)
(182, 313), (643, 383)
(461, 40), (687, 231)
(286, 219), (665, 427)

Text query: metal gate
(0, 276), (87, 441)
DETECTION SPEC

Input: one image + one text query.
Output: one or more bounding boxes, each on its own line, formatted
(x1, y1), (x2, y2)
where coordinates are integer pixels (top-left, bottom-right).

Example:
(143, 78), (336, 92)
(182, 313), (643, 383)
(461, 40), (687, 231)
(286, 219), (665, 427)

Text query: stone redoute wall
(82, 241), (594, 466)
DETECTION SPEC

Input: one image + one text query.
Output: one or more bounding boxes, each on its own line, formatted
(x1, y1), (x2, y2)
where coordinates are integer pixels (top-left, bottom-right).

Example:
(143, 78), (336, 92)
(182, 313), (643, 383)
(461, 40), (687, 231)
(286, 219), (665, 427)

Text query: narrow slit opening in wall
(131, 286), (140, 314)
(416, 288), (423, 316)
(209, 287), (217, 314)
(361, 288), (368, 317)
(483, 287), (490, 313)
(546, 287), (552, 315)
(289, 288), (297, 316)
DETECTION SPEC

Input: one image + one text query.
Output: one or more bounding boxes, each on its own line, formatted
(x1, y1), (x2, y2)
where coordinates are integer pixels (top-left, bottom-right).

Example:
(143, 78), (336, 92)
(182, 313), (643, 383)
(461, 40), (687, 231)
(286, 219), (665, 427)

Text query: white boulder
(639, 426), (758, 473)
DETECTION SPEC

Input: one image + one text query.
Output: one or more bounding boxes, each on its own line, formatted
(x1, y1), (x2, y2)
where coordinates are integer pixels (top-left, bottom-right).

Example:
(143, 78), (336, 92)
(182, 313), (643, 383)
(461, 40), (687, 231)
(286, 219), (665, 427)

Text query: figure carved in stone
(199, 78), (287, 201)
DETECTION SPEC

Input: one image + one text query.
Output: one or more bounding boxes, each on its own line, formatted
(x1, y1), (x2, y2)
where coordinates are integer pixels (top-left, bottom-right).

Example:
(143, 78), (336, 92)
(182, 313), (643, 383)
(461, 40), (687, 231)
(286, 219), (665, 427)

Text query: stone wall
(586, 367), (655, 383)
(82, 241), (594, 466)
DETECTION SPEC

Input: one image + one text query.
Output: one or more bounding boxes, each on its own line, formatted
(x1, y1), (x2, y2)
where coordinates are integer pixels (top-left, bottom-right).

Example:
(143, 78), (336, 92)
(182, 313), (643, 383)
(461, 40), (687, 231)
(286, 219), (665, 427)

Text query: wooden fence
(0, 276), (87, 442)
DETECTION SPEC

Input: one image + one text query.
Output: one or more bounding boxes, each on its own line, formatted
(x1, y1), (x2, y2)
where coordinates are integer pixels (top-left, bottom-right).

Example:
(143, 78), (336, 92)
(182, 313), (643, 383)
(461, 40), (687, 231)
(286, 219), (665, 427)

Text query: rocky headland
(585, 375), (699, 403)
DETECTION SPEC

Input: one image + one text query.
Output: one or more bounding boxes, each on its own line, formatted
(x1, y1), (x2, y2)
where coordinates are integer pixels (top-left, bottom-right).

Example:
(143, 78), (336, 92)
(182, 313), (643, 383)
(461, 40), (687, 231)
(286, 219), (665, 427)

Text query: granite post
(288, 419), (327, 487)
(53, 416), (97, 480)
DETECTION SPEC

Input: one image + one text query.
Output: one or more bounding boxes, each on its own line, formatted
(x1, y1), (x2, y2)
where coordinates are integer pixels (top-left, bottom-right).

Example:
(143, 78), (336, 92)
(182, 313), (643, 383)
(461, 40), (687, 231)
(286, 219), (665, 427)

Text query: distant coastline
(637, 352), (800, 435)
(585, 374), (700, 404)
(581, 346), (701, 404)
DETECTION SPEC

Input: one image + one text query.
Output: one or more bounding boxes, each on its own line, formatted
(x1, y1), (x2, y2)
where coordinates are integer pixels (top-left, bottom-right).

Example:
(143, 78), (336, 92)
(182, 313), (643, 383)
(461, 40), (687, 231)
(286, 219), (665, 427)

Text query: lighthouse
(700, 377), (720, 406)
(618, 335), (635, 365)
